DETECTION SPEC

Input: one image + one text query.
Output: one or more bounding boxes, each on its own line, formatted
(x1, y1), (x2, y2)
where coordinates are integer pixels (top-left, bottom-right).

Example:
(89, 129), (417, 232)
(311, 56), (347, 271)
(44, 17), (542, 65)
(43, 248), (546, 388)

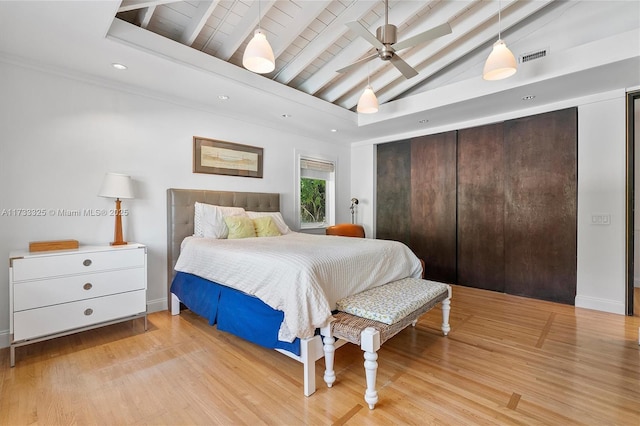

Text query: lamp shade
(98, 173), (134, 199)
(243, 29), (275, 74)
(357, 86), (379, 114)
(483, 39), (517, 81)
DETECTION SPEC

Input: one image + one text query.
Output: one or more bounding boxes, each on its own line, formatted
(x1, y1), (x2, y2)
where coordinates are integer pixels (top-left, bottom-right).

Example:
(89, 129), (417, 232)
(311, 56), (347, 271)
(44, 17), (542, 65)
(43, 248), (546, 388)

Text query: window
(296, 155), (335, 229)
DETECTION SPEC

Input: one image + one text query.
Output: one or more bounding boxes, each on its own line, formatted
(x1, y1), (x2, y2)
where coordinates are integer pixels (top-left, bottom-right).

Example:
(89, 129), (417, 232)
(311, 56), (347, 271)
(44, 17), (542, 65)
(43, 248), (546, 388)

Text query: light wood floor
(1, 285), (639, 425)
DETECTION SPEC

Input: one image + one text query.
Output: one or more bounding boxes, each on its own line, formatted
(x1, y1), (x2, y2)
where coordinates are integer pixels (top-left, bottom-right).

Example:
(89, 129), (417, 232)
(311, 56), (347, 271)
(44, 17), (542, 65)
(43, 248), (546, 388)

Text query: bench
(320, 277), (451, 409)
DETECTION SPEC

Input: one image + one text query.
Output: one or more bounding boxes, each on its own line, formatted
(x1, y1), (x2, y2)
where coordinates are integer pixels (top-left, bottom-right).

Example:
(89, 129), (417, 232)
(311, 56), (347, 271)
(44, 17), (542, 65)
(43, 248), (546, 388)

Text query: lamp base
(110, 198), (128, 246)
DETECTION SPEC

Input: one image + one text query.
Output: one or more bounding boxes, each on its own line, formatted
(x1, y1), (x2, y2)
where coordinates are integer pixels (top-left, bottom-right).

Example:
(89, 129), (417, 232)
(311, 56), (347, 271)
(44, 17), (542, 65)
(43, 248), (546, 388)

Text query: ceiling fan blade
(336, 53), (379, 74)
(389, 54), (418, 79)
(346, 21), (385, 50)
(392, 22), (452, 52)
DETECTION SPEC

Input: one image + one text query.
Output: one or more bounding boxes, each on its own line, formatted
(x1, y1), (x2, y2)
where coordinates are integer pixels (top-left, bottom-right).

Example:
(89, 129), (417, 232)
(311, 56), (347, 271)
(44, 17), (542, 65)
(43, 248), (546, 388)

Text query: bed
(166, 188), (422, 396)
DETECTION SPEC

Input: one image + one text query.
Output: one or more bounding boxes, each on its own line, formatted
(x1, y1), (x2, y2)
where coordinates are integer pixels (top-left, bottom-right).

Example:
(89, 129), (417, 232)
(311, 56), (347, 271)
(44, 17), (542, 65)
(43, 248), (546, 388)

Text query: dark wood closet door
(376, 140), (411, 244)
(410, 132), (457, 283)
(457, 123), (506, 292)
(503, 108), (577, 304)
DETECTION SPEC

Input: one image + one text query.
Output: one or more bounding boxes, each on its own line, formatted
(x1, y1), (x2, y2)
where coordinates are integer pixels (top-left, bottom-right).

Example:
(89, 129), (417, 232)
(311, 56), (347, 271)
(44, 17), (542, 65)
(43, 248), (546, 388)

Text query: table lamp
(98, 172), (134, 246)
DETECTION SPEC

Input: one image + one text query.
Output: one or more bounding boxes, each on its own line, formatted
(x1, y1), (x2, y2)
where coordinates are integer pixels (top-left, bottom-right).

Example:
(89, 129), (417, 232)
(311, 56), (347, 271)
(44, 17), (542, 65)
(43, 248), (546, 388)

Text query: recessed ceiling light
(330, 129), (338, 133)
(522, 95), (536, 101)
(281, 114), (291, 118)
(218, 95), (230, 100)
(112, 63), (127, 70)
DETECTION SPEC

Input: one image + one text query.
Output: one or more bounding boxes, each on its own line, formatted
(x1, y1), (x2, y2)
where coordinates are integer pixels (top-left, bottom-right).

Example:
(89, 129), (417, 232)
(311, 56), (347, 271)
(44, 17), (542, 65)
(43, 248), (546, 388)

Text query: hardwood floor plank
(1, 285), (639, 425)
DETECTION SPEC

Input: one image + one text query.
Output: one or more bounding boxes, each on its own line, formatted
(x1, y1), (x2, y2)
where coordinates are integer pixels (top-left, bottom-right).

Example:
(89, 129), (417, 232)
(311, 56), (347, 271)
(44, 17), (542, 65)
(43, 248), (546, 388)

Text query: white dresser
(9, 243), (147, 366)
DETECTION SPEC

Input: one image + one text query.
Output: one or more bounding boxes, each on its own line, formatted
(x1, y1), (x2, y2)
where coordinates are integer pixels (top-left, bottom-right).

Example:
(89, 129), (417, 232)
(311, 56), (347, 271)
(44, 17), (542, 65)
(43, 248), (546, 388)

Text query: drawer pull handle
(83, 259), (92, 267)
(84, 308), (93, 316)
(83, 283), (92, 290)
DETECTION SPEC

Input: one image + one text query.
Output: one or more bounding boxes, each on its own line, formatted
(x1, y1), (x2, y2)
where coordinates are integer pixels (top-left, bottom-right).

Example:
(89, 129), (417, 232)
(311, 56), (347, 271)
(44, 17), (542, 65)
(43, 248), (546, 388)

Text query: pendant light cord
(258, 0), (262, 31)
(498, 0), (502, 39)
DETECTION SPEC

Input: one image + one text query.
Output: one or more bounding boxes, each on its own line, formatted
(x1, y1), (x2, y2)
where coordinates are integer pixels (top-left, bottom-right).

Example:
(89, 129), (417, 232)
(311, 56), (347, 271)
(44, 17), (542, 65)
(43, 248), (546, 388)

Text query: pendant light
(243, 0), (275, 74)
(357, 65), (379, 114)
(483, 0), (517, 81)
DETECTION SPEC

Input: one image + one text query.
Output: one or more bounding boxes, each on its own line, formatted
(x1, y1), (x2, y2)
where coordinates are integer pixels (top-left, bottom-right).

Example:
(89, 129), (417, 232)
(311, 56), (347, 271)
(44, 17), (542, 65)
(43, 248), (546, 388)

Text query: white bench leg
(441, 286), (452, 336)
(320, 325), (336, 388)
(361, 327), (381, 409)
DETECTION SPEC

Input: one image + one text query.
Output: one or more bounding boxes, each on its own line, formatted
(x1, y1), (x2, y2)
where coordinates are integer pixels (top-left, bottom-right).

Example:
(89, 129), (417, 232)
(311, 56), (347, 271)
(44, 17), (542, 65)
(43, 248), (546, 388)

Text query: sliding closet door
(503, 108), (577, 304)
(457, 123), (506, 292)
(376, 140), (411, 244)
(410, 132), (457, 283)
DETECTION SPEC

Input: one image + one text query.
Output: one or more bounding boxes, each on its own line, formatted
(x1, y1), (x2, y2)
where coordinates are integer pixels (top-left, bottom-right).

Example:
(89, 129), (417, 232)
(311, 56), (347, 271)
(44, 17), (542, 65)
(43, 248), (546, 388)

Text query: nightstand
(9, 243), (147, 366)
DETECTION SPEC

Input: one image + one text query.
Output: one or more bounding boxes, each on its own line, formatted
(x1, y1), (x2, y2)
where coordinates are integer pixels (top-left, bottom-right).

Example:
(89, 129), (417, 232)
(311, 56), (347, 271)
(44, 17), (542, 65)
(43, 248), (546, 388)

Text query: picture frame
(193, 136), (263, 178)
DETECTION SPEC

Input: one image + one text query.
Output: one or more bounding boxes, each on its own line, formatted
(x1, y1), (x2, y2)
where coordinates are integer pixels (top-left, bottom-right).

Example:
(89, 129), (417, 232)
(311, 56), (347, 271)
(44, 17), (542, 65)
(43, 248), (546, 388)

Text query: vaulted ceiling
(114, 0), (555, 111)
(0, 1), (638, 144)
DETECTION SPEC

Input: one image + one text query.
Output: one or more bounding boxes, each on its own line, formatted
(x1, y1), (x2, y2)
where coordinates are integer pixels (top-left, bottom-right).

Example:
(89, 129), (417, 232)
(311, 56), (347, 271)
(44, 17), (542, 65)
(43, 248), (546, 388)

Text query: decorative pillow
(253, 216), (282, 237)
(224, 215), (257, 239)
(246, 211), (291, 235)
(194, 202), (247, 239)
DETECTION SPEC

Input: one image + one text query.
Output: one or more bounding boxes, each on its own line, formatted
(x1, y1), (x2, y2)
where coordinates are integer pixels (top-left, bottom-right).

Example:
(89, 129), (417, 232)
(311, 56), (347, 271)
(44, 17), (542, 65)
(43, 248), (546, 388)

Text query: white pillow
(194, 202), (247, 239)
(246, 211), (291, 235)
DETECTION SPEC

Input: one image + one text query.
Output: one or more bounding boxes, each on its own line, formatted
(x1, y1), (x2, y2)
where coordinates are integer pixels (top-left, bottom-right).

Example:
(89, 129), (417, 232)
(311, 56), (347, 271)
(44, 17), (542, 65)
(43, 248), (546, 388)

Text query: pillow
(194, 202), (247, 239)
(246, 211), (291, 235)
(253, 216), (282, 237)
(224, 216), (257, 239)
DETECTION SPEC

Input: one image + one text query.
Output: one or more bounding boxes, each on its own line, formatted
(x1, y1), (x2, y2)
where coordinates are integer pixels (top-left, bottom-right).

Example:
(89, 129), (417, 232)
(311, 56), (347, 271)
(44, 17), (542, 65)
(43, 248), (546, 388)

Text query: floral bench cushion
(336, 277), (449, 325)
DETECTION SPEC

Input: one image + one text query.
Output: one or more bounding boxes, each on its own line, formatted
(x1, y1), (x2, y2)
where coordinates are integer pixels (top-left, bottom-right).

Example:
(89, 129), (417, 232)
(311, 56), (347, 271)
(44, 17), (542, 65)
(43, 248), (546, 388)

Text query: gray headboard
(166, 188), (280, 303)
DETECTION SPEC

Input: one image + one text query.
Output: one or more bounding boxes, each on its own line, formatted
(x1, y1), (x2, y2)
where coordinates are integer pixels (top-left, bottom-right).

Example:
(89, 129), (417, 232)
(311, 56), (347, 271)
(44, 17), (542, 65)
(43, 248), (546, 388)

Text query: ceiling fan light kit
(357, 86), (379, 114)
(243, 29), (275, 74)
(483, 0), (517, 81)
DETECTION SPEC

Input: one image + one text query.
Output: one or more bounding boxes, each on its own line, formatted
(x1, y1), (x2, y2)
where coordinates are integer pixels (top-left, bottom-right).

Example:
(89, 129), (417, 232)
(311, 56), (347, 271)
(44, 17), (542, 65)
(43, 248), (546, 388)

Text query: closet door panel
(504, 108), (577, 304)
(410, 132), (457, 283)
(376, 141), (411, 244)
(457, 123), (506, 292)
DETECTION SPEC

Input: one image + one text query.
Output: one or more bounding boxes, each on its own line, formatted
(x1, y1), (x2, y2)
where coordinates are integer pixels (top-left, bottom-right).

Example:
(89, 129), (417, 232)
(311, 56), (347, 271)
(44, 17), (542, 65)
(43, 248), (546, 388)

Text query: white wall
(350, 144), (375, 238)
(0, 61), (351, 347)
(576, 94), (627, 313)
(352, 89), (629, 315)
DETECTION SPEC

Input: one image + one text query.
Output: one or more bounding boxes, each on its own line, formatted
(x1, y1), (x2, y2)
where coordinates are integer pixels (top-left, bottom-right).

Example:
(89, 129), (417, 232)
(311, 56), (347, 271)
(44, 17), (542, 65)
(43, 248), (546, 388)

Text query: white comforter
(174, 232), (422, 341)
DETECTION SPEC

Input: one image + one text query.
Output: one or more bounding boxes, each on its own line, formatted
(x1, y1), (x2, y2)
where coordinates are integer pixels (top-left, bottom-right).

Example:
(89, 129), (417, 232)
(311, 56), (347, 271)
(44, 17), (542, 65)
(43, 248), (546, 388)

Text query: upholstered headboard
(166, 188), (280, 303)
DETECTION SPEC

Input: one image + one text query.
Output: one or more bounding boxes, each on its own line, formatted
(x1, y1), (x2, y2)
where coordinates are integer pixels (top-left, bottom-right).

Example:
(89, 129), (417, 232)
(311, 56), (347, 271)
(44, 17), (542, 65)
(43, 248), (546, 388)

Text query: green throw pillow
(224, 216), (256, 239)
(253, 216), (282, 237)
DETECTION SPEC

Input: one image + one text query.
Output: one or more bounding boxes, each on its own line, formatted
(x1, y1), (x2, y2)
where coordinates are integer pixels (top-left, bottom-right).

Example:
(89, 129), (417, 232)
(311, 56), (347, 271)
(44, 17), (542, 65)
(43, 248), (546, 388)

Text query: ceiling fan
(337, 0), (452, 79)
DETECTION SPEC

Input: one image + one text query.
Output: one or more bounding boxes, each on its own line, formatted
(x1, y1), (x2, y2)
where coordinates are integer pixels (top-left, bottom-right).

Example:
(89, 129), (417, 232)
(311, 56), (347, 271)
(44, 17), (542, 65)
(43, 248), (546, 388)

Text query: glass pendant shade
(483, 39), (517, 80)
(357, 86), (379, 114)
(243, 29), (275, 74)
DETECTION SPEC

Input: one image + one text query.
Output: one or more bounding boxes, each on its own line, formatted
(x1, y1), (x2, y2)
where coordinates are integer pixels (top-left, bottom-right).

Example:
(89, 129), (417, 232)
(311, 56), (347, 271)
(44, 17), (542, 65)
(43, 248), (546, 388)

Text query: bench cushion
(336, 277), (449, 325)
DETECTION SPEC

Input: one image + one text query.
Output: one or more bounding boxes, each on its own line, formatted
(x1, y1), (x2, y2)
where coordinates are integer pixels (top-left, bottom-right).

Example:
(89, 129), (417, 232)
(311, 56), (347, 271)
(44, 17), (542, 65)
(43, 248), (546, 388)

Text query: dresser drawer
(12, 247), (145, 282)
(13, 267), (146, 312)
(13, 289), (146, 341)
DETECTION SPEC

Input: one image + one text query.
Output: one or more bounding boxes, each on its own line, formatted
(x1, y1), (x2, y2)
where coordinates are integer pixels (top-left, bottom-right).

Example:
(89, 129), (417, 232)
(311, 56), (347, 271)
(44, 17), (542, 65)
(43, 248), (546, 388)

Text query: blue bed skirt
(170, 271), (301, 356)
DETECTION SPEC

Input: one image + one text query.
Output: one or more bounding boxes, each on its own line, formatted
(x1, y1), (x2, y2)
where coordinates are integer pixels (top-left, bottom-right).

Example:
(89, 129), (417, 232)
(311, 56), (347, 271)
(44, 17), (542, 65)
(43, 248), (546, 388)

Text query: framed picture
(193, 137), (263, 178)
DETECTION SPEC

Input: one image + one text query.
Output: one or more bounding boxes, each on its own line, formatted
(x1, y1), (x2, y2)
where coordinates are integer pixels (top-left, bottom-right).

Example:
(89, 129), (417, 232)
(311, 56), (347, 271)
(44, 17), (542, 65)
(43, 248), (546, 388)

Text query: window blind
(300, 159), (335, 173)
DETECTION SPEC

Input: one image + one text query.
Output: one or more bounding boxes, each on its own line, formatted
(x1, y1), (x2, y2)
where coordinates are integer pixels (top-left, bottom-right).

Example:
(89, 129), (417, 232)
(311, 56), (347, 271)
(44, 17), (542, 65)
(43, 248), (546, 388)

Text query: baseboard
(0, 330), (9, 349)
(147, 297), (168, 313)
(575, 295), (626, 315)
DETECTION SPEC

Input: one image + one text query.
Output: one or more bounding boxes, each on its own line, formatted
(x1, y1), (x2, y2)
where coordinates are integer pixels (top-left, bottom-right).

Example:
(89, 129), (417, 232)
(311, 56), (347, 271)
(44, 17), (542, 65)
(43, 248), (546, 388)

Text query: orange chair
(325, 223), (365, 238)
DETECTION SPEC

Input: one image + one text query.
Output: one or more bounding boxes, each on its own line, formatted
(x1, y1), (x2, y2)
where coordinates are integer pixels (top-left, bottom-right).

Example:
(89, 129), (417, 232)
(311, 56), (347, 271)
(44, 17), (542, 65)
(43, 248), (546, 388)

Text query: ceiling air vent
(520, 48), (548, 63)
